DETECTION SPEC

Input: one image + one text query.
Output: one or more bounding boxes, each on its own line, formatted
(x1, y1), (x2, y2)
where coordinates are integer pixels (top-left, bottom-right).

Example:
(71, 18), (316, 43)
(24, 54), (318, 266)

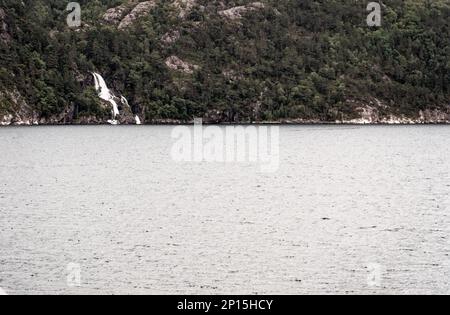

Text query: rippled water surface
(0, 125), (449, 295)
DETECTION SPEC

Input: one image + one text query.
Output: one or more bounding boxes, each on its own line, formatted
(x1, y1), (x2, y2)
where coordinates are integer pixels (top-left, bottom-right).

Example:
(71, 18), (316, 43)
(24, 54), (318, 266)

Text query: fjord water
(0, 126), (449, 295)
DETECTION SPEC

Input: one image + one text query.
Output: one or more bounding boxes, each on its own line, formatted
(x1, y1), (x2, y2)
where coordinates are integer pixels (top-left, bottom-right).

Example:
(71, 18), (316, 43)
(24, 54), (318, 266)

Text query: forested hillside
(0, 0), (449, 124)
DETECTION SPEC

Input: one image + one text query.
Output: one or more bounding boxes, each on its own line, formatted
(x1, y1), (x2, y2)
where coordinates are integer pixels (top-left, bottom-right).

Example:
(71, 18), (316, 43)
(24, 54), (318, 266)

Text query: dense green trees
(0, 0), (449, 122)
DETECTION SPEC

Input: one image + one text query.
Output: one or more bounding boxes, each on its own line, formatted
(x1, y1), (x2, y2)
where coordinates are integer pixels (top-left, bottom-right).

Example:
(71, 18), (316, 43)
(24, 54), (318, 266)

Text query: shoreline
(1, 121), (450, 127)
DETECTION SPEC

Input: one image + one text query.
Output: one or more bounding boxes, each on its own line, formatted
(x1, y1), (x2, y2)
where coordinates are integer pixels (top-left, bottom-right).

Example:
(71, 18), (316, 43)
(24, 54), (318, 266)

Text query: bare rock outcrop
(418, 108), (450, 124)
(103, 3), (131, 25)
(346, 106), (380, 124)
(165, 56), (199, 74)
(118, 1), (157, 30)
(0, 88), (36, 125)
(222, 69), (243, 82)
(218, 2), (265, 20)
(102, 1), (158, 30)
(172, 0), (197, 18)
(340, 101), (450, 124)
(161, 30), (181, 45)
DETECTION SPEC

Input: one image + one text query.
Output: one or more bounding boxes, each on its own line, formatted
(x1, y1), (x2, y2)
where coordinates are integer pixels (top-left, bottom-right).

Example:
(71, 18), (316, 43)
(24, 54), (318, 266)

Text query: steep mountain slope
(0, 0), (449, 124)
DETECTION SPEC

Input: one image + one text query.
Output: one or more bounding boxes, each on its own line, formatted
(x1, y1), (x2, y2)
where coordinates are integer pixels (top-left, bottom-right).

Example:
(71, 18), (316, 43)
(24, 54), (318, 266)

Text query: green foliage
(0, 0), (449, 122)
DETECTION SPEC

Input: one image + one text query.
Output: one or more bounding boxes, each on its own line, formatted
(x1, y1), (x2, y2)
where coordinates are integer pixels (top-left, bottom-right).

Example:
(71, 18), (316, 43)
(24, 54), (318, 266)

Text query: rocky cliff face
(103, 0), (158, 29)
(343, 105), (450, 125)
(0, 89), (35, 126)
(102, 0), (199, 29)
(103, 3), (131, 25)
(118, 1), (158, 30)
(165, 56), (199, 74)
(172, 0), (198, 18)
(218, 2), (265, 20)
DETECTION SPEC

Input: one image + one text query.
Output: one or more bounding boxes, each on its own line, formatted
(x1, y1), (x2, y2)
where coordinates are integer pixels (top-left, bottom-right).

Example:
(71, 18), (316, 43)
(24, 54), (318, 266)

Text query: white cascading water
(120, 95), (129, 107)
(121, 96), (142, 125)
(92, 72), (141, 125)
(135, 115), (142, 125)
(92, 73), (120, 124)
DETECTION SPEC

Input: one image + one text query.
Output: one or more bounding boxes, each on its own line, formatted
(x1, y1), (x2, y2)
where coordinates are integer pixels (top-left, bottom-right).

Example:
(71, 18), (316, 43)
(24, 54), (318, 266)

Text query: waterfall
(91, 72), (141, 125)
(121, 95), (142, 125)
(120, 96), (128, 106)
(92, 72), (120, 124)
(135, 115), (142, 125)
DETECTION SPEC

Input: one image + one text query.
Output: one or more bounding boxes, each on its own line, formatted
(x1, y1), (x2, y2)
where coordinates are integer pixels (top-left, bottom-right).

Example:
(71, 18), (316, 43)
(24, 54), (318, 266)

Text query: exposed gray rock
(418, 108), (450, 124)
(172, 0), (197, 18)
(161, 30), (181, 45)
(338, 103), (450, 124)
(103, 3), (131, 25)
(222, 69), (243, 82)
(165, 56), (199, 74)
(218, 2), (265, 20)
(0, 88), (36, 125)
(118, 1), (157, 30)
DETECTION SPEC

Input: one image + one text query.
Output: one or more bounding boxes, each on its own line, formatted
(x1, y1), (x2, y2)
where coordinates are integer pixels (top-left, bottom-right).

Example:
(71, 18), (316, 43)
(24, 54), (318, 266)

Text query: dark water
(0, 125), (449, 294)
